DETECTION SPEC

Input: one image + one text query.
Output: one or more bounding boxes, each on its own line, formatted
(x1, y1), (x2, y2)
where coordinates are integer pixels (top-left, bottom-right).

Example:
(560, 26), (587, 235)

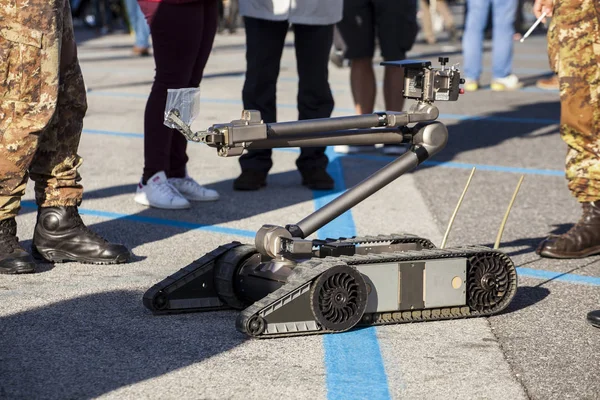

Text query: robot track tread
(237, 241), (517, 338)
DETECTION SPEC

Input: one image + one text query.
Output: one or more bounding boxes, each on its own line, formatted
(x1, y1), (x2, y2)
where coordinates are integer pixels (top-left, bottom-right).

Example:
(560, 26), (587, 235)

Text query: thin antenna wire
(441, 167), (476, 249)
(494, 175), (525, 249)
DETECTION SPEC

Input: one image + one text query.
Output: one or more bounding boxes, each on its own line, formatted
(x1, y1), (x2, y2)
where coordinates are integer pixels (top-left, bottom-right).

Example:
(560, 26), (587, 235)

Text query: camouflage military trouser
(548, 0), (600, 202)
(0, 0), (86, 221)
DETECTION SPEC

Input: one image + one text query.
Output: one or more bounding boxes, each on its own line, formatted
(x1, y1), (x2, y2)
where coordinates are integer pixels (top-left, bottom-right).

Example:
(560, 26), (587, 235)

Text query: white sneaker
(491, 74), (523, 91)
(333, 145), (376, 154)
(134, 171), (191, 209)
(168, 175), (220, 202)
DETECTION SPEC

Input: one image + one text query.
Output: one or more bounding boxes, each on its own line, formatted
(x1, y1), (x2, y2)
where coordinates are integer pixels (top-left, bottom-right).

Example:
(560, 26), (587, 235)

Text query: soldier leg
(29, 1), (86, 209)
(559, 3), (600, 202)
(0, 0), (65, 273)
(28, 0), (130, 265)
(537, 0), (600, 258)
(0, 1), (63, 222)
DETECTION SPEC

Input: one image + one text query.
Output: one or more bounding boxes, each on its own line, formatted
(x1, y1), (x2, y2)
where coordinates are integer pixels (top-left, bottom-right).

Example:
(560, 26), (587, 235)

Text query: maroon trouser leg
(140, 0), (218, 182)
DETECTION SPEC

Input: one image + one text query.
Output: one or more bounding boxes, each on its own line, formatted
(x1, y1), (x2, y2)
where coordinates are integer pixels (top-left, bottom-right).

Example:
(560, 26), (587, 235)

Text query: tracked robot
(143, 58), (519, 338)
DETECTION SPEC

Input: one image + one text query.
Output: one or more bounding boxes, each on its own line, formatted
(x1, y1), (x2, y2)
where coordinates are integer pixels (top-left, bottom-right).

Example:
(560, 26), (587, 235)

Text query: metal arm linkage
(165, 58), (463, 260)
(166, 101), (448, 259)
(165, 102), (440, 157)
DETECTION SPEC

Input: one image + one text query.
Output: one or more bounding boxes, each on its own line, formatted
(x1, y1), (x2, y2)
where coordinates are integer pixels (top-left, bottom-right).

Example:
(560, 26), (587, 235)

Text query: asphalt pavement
(1, 14), (599, 400)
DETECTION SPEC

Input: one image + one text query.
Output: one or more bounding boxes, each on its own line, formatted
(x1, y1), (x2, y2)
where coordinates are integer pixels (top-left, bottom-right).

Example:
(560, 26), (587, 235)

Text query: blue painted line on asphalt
(81, 128), (564, 177)
(84, 128), (143, 138)
(315, 148), (356, 239)
(87, 91), (148, 99)
(420, 160), (563, 176)
(438, 113), (559, 125)
(517, 267), (600, 286)
(20, 203), (600, 289)
(520, 87), (559, 94)
(20, 201), (256, 239)
(324, 328), (392, 400)
(345, 153), (564, 176)
(86, 91), (560, 125)
(316, 148), (391, 400)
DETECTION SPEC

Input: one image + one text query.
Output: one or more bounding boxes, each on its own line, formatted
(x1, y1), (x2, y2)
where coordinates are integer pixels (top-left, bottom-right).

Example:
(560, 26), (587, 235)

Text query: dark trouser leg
(238, 16), (288, 174)
(143, 1), (214, 182)
(293, 23), (334, 172)
(169, 0), (218, 178)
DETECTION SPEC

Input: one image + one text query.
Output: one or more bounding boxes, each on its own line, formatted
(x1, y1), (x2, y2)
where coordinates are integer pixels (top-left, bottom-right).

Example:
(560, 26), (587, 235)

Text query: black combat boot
(32, 206), (131, 265)
(0, 218), (36, 274)
(537, 201), (600, 258)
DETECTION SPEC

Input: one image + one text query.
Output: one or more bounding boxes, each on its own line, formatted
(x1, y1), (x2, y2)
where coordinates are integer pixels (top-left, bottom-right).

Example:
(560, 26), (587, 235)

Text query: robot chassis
(144, 59), (518, 338)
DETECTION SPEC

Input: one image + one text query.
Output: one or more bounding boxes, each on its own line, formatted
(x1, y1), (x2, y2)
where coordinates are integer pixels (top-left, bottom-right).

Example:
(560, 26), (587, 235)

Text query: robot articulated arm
(165, 58), (464, 158)
(165, 58), (464, 252)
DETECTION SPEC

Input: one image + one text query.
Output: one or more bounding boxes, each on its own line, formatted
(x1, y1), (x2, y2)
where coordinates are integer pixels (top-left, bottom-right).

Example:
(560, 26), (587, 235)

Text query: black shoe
(233, 170), (267, 191)
(537, 201), (600, 258)
(0, 218), (36, 274)
(32, 206), (131, 265)
(588, 310), (600, 328)
(300, 168), (334, 190)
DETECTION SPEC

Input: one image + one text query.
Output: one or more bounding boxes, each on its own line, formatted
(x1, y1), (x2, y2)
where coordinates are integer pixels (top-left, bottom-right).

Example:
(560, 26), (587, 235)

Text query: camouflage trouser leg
(30, 1), (87, 209)
(549, 0), (600, 202)
(0, 0), (86, 221)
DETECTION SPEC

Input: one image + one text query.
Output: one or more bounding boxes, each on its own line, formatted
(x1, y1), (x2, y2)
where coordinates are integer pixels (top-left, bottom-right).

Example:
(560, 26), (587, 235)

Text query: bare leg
(383, 66), (405, 112)
(419, 0), (436, 44)
(350, 58), (376, 114)
(380, 65), (408, 155)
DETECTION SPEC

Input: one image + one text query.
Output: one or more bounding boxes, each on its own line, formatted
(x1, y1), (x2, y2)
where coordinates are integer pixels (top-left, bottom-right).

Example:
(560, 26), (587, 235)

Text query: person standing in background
(134, 0), (221, 209)
(461, 0), (522, 92)
(333, 0), (419, 155)
(233, 0), (343, 191)
(93, 0), (113, 34)
(419, 0), (458, 45)
(124, 0), (151, 56)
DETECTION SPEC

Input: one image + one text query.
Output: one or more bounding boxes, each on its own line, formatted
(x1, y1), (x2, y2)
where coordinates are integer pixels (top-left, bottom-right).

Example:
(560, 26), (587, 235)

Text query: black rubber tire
(214, 244), (258, 310)
(310, 264), (368, 332)
(152, 291), (169, 311)
(467, 252), (515, 313)
(246, 315), (266, 336)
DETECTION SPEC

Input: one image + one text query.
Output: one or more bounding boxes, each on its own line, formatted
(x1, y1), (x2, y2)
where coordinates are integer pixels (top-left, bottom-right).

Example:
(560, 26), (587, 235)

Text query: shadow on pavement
(87, 70), (246, 91)
(499, 285), (551, 315)
(18, 169), (316, 255)
(481, 224), (573, 258)
(0, 290), (244, 399)
(15, 101), (561, 258)
(337, 100), (561, 189)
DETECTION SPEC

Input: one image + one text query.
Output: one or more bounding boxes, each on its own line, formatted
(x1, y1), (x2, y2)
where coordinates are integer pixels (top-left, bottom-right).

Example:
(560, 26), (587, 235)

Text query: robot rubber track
(143, 233), (435, 315)
(143, 235), (518, 339)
